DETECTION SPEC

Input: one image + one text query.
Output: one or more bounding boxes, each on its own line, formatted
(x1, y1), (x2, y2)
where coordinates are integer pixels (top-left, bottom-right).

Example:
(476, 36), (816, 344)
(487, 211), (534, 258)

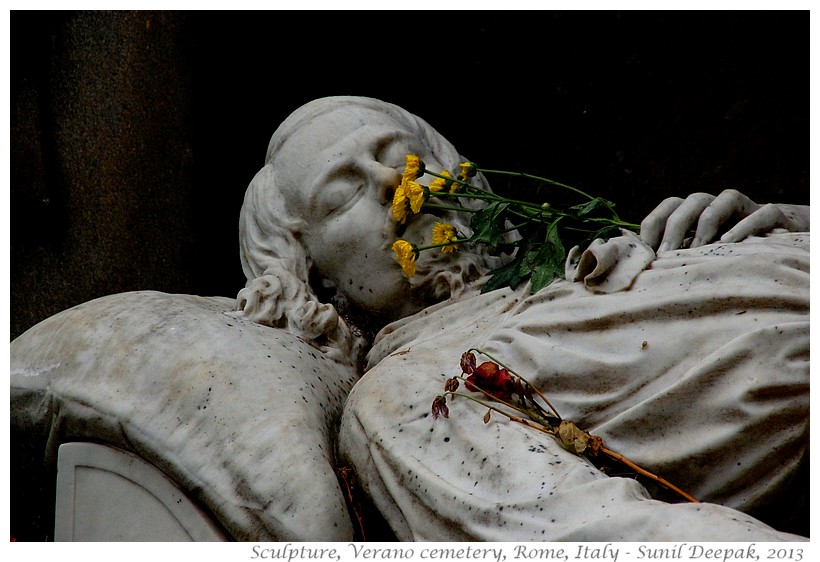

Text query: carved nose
(376, 163), (402, 186)
(370, 163), (402, 206)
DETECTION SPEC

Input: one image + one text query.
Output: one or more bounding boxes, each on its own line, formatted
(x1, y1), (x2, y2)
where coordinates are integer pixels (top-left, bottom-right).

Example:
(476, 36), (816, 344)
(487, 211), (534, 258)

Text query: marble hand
(640, 188), (809, 252)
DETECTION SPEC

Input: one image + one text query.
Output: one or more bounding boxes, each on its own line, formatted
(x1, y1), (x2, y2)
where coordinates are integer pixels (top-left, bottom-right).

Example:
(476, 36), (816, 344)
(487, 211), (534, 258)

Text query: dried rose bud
(444, 377), (459, 393)
(474, 361), (497, 378)
(460, 351), (477, 374)
(431, 395), (449, 420)
(466, 361), (515, 402)
(477, 362), (513, 387)
(587, 434), (604, 456)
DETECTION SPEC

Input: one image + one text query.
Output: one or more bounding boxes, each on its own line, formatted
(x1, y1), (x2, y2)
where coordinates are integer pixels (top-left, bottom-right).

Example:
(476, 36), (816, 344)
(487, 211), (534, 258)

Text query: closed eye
(320, 180), (364, 217)
(310, 162), (366, 218)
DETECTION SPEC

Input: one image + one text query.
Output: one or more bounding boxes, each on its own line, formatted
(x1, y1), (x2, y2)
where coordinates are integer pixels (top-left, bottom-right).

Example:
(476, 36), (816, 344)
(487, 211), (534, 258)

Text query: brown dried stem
(599, 446), (699, 504)
(449, 353), (700, 504)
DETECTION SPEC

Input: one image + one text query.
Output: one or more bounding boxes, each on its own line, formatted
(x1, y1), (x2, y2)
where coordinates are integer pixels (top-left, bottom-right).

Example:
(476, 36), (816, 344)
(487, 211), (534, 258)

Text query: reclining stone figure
(11, 95), (808, 541)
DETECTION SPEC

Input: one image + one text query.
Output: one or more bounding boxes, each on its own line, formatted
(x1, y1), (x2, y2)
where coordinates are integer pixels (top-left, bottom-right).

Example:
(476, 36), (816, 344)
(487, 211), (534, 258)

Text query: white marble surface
(11, 291), (358, 541)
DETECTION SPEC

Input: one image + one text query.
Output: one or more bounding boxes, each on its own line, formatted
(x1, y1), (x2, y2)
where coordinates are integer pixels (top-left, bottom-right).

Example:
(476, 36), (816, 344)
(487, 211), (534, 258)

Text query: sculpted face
(271, 104), (463, 321)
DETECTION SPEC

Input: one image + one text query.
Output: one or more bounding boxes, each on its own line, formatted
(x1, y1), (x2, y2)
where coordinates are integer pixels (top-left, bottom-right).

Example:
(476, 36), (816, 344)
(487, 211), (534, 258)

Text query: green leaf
(530, 263), (563, 294)
(528, 222), (566, 293)
(570, 197), (617, 218)
(481, 255), (524, 293)
(469, 201), (510, 245)
(481, 221), (570, 294)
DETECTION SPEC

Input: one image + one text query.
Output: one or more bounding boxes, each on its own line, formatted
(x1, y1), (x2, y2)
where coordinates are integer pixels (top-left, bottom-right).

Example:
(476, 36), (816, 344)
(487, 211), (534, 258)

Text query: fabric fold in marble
(565, 230), (656, 293)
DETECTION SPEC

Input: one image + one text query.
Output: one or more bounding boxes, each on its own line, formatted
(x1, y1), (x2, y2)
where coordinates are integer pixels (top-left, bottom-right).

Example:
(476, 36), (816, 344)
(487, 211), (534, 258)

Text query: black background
(7, 9), (810, 541)
(10, 10), (808, 338)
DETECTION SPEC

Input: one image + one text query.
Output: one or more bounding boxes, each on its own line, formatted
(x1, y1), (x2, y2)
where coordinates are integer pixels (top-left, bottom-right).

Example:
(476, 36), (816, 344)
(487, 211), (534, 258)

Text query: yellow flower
(432, 222), (459, 253)
(392, 181), (409, 223)
(408, 180), (426, 214)
(428, 170), (452, 193)
(403, 154), (425, 181)
(392, 240), (417, 277)
(458, 161), (477, 181)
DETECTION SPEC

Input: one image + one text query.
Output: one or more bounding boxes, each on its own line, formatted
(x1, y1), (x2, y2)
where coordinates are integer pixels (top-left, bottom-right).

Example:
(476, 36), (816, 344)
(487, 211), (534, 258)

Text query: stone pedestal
(55, 442), (228, 541)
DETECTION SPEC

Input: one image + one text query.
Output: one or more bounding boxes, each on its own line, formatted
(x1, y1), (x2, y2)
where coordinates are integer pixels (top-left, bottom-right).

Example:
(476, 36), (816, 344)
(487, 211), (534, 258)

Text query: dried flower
(460, 351), (477, 375)
(466, 361), (514, 402)
(431, 395), (449, 419)
(434, 349), (700, 504)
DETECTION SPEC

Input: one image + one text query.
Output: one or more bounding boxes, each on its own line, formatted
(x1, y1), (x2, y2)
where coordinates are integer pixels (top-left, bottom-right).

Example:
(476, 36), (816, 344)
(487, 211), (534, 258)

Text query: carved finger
(657, 193), (715, 252)
(720, 203), (785, 243)
(639, 197), (685, 250)
(691, 189), (758, 247)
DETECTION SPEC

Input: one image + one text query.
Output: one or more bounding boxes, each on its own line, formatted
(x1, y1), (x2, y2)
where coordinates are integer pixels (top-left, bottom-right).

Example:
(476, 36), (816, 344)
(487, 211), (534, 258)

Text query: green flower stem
(425, 166), (618, 221)
(506, 207), (553, 226)
(415, 239), (470, 253)
(476, 169), (596, 201)
(502, 221), (531, 235)
(563, 218), (640, 231)
(422, 202), (477, 213)
(425, 195), (559, 227)
(420, 171), (545, 211)
(424, 170), (632, 228)
(433, 188), (544, 212)
(429, 186), (634, 230)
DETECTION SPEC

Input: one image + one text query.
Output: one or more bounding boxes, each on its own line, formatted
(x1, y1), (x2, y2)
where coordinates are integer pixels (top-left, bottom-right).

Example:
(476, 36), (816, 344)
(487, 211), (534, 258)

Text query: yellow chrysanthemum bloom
(392, 181), (409, 223)
(408, 180), (426, 214)
(432, 222), (459, 253)
(392, 240), (417, 277)
(458, 161), (477, 181)
(403, 154), (424, 181)
(428, 170), (452, 193)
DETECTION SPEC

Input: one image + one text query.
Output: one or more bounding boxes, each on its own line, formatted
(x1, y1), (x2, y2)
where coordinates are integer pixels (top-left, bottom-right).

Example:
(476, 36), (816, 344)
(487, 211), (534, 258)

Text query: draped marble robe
(338, 231), (809, 541)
